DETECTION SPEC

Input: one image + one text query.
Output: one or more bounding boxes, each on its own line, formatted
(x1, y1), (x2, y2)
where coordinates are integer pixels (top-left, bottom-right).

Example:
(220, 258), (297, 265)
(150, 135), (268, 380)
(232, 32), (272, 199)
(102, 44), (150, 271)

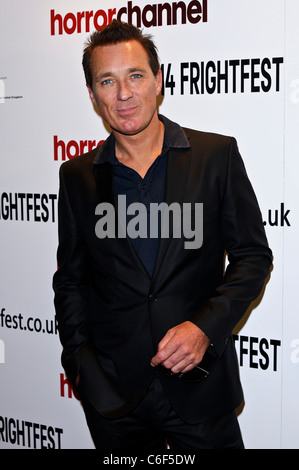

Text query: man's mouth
(116, 106), (138, 117)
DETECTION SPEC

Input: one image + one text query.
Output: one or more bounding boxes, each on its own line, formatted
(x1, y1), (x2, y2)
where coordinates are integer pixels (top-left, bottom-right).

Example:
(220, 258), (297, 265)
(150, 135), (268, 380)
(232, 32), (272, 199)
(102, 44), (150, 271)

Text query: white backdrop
(0, 0), (298, 449)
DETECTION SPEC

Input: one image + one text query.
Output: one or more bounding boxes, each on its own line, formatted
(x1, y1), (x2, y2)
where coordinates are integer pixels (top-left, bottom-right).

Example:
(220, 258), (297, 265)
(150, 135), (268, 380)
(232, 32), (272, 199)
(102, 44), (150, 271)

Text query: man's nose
(117, 80), (133, 100)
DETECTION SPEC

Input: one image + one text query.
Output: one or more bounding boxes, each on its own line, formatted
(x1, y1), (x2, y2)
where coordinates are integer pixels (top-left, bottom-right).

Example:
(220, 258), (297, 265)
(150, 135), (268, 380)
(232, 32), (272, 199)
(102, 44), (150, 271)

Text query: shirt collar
(93, 114), (190, 166)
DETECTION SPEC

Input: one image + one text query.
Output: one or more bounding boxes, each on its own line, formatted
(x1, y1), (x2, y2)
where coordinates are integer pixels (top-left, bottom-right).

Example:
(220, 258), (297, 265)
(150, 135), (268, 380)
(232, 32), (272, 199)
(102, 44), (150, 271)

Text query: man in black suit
(53, 20), (272, 449)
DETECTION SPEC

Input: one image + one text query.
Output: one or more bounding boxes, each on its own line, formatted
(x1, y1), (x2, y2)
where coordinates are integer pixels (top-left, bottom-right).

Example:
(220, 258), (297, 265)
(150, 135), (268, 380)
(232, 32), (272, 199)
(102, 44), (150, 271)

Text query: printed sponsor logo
(60, 373), (79, 400)
(0, 193), (57, 222)
(0, 77), (23, 103)
(50, 0), (208, 35)
(162, 57), (284, 96)
(0, 307), (58, 336)
(0, 339), (4, 363)
(0, 415), (63, 449)
(263, 202), (291, 227)
(233, 334), (281, 371)
(53, 135), (104, 161)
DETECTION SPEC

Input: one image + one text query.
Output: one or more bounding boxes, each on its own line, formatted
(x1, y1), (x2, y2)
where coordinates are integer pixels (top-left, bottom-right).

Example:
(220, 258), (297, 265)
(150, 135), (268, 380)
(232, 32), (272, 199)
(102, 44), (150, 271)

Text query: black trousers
(81, 374), (244, 450)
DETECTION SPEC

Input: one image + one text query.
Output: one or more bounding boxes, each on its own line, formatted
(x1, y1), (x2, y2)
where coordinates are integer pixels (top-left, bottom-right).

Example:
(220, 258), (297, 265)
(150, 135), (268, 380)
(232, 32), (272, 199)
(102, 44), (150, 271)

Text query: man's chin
(111, 122), (148, 137)
(111, 113), (158, 138)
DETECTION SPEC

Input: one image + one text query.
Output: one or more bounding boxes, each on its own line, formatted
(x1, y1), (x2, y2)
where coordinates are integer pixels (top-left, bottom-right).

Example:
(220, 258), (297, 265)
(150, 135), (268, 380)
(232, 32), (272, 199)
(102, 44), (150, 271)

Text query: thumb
(150, 328), (175, 366)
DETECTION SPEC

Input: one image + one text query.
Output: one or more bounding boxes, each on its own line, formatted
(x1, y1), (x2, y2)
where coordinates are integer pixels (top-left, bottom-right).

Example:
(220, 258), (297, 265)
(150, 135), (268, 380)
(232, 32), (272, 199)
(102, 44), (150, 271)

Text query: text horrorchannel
(50, 0), (208, 35)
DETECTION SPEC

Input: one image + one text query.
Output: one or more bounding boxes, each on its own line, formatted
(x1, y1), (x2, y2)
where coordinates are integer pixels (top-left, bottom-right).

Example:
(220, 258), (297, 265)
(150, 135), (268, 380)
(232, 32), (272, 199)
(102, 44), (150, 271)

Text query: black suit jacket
(53, 118), (272, 423)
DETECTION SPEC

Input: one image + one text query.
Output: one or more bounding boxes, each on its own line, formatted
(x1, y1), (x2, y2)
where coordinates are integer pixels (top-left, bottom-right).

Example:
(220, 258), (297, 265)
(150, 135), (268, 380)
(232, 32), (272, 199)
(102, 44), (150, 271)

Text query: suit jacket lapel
(93, 160), (151, 279)
(93, 161), (114, 206)
(152, 146), (192, 279)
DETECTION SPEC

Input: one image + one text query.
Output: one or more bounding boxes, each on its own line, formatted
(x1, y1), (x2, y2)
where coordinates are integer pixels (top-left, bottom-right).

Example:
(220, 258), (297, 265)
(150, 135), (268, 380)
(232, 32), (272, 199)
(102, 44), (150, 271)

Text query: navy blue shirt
(94, 115), (190, 276)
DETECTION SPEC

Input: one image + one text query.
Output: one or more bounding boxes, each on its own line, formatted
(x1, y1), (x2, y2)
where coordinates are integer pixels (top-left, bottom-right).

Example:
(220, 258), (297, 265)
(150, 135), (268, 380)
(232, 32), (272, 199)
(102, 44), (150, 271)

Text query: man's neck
(114, 115), (165, 178)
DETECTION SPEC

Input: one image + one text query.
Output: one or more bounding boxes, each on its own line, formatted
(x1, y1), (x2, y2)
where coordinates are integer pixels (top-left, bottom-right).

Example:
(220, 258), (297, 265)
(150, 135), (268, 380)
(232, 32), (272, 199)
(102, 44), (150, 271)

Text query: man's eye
(102, 79), (113, 86)
(131, 74), (142, 79)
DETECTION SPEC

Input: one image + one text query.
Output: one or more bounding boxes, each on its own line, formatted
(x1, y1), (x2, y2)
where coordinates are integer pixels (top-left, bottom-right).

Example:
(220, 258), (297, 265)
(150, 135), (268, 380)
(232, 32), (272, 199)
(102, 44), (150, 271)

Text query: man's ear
(156, 69), (163, 96)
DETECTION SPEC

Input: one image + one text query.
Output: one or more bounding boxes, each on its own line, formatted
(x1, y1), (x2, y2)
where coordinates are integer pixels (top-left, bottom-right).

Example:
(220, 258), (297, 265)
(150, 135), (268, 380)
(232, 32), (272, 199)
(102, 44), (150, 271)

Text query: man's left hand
(150, 321), (210, 374)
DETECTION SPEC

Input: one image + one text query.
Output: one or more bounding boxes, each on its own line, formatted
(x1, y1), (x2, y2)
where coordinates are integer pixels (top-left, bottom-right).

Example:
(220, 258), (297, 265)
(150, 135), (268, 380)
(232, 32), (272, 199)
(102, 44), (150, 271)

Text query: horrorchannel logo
(50, 1), (208, 35)
(95, 195), (203, 249)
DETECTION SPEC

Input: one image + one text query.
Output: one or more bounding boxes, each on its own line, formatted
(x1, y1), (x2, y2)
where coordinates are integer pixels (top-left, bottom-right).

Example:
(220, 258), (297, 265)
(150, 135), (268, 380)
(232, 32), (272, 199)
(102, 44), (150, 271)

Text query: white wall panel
(0, 0), (297, 449)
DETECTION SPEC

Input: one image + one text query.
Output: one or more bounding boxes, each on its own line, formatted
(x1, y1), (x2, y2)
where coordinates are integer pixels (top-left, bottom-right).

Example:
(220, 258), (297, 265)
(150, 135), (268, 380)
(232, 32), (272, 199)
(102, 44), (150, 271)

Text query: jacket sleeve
(52, 162), (91, 383)
(190, 138), (273, 357)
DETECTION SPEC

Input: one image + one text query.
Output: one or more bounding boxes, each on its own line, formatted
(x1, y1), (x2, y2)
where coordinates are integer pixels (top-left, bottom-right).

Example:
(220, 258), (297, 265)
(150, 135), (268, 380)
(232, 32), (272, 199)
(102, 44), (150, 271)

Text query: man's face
(87, 40), (162, 137)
